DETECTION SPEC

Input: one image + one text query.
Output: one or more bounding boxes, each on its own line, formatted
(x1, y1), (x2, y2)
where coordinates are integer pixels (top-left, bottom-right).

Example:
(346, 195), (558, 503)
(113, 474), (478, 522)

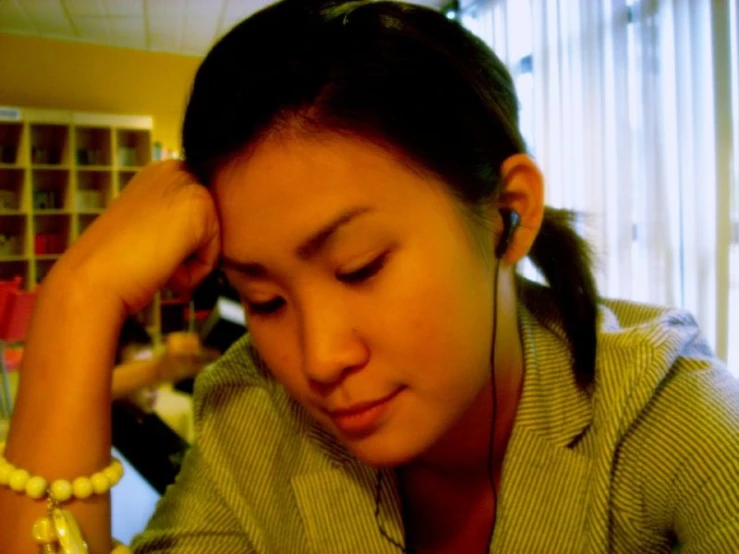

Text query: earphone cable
(485, 254), (501, 550)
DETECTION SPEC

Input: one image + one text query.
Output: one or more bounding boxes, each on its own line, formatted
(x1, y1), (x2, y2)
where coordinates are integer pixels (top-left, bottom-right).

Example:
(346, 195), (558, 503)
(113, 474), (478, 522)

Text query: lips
(325, 388), (403, 436)
(328, 391), (398, 417)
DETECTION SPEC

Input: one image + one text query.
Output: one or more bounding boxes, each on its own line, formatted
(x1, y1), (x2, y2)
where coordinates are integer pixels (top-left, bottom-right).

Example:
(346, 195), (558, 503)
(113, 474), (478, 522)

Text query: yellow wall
(0, 33), (202, 152)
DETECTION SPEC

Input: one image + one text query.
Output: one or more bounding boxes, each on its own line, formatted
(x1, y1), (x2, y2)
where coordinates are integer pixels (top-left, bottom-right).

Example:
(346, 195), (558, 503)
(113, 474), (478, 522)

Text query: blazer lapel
(491, 303), (597, 553)
(492, 427), (592, 553)
(292, 457), (405, 553)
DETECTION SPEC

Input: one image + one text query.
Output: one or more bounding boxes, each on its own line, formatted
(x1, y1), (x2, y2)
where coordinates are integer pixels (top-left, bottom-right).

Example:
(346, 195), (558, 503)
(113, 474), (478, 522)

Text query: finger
(190, 196), (222, 285)
(182, 251), (219, 290)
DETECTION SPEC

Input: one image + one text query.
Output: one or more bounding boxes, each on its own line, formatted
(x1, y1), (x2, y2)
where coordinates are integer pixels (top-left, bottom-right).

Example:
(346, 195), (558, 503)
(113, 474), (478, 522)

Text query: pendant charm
(32, 515), (57, 545)
(51, 507), (88, 554)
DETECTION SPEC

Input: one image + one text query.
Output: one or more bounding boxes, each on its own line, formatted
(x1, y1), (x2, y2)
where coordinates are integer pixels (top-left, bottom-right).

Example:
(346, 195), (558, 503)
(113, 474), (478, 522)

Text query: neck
(399, 367), (522, 484)
(398, 285), (525, 550)
(404, 299), (524, 479)
(398, 270), (524, 552)
(397, 373), (523, 554)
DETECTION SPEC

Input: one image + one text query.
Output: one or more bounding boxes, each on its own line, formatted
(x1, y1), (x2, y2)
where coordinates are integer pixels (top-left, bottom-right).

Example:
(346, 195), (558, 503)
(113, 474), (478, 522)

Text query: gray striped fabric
(131, 293), (739, 553)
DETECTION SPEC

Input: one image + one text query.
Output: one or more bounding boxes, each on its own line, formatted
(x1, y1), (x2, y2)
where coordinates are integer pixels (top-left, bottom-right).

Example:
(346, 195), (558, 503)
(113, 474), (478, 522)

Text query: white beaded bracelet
(0, 442), (131, 554)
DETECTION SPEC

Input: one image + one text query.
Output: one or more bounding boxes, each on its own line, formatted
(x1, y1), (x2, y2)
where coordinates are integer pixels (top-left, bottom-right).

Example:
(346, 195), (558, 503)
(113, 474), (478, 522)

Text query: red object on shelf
(0, 277), (22, 322)
(34, 233), (47, 255)
(0, 288), (37, 343)
(34, 233), (65, 255)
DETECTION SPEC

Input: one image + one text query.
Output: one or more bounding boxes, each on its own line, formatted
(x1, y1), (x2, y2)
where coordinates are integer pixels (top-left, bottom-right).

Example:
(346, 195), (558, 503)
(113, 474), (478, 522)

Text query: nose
(299, 298), (369, 387)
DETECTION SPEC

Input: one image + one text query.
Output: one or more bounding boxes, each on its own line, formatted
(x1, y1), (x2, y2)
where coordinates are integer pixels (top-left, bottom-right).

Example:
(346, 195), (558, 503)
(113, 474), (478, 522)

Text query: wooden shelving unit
(0, 107), (161, 340)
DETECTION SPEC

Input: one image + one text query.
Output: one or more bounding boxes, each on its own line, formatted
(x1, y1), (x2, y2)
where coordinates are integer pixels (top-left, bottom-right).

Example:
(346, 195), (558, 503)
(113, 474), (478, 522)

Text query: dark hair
(182, 0), (599, 387)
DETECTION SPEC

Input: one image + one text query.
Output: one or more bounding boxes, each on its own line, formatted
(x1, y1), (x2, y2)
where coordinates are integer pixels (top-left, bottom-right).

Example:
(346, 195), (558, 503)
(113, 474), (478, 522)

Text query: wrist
(41, 261), (127, 326)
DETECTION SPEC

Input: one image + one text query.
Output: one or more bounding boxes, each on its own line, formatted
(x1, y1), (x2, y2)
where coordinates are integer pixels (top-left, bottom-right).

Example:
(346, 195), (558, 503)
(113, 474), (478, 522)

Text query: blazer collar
(514, 300), (593, 448)
(487, 301), (596, 552)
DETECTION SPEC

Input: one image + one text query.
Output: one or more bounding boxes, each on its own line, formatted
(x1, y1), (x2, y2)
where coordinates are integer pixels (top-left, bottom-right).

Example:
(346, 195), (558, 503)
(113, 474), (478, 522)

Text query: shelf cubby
(0, 215), (27, 257)
(0, 168), (26, 212)
(75, 126), (112, 167)
(0, 122), (24, 166)
(33, 213), (71, 255)
(76, 169), (112, 211)
(30, 124), (69, 166)
(32, 169), (71, 211)
(116, 129), (151, 168)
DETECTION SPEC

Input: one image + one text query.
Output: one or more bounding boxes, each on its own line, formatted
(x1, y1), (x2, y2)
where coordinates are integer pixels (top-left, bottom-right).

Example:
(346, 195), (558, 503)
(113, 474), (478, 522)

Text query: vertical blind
(458, 0), (738, 374)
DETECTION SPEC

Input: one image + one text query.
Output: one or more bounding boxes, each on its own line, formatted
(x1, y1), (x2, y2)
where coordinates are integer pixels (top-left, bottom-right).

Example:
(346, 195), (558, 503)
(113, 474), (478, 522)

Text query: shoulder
(192, 332), (282, 419)
(598, 297), (710, 353)
(615, 345), (739, 545)
(594, 297), (737, 438)
(598, 300), (739, 536)
(594, 298), (723, 399)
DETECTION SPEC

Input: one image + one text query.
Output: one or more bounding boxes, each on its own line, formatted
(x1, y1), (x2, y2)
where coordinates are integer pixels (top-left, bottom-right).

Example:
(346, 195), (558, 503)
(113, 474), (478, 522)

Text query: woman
(1, 1), (737, 552)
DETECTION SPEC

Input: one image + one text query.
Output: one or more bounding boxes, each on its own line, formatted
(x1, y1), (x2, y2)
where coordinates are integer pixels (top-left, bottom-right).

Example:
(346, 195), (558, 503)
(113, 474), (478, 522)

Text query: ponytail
(519, 207), (599, 389)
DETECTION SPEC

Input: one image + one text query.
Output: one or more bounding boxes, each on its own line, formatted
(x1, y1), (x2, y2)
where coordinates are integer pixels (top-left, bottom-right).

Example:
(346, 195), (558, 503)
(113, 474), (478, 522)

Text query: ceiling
(0, 0), (444, 57)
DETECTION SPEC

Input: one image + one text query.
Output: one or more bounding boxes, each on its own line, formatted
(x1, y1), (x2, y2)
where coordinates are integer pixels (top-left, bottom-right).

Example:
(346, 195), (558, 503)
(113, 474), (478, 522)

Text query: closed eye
(248, 297), (284, 315)
(246, 252), (389, 315)
(337, 253), (388, 284)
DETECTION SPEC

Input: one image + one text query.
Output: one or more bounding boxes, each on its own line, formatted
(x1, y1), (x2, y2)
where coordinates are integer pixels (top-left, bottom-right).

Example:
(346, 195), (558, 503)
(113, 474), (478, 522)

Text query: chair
(0, 280), (37, 419)
(0, 288), (37, 342)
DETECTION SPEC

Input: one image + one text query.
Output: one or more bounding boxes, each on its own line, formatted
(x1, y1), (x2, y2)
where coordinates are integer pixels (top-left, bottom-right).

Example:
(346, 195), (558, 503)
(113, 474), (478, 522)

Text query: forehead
(211, 134), (448, 257)
(213, 133), (427, 206)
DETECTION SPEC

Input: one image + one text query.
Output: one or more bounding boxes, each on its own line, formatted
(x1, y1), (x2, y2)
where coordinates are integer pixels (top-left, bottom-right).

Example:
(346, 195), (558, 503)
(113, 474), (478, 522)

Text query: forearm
(112, 359), (160, 400)
(0, 266), (126, 554)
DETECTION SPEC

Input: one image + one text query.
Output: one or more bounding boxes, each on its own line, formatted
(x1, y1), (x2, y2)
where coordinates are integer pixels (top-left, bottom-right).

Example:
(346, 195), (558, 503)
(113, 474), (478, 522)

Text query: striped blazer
(131, 296), (739, 553)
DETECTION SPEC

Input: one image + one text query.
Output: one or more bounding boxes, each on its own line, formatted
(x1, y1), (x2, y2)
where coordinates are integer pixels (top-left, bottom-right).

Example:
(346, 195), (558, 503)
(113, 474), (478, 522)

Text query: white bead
(113, 460), (124, 481)
(9, 468), (29, 492)
(91, 472), (110, 494)
(103, 462), (122, 486)
(25, 475), (48, 499)
(50, 479), (73, 502)
(0, 461), (14, 485)
(72, 476), (93, 499)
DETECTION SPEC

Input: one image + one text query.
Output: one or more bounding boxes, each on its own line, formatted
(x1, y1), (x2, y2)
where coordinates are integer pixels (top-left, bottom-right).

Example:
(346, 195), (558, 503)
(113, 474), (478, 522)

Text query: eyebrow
(219, 205), (375, 277)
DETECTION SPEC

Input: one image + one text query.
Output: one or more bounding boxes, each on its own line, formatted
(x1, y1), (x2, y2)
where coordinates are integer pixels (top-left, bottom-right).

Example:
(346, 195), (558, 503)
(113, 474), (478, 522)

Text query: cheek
(249, 326), (303, 393)
(323, 264), (439, 370)
(390, 248), (490, 335)
(383, 250), (493, 383)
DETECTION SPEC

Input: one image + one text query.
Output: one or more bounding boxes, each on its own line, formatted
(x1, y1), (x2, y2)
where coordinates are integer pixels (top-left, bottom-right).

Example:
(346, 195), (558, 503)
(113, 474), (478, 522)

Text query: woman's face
(213, 133), (496, 467)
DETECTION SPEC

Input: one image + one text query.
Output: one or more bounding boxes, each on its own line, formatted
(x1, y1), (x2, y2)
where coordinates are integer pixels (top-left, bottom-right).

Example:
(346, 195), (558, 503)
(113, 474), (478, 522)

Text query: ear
(498, 154), (545, 264)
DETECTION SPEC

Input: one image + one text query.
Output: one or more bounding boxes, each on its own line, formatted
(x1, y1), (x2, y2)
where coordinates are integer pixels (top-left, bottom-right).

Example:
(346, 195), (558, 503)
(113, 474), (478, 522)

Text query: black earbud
(495, 208), (520, 259)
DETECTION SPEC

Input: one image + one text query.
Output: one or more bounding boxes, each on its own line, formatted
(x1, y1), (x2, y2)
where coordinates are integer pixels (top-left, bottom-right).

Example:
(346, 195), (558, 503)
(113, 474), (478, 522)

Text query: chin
(341, 430), (430, 469)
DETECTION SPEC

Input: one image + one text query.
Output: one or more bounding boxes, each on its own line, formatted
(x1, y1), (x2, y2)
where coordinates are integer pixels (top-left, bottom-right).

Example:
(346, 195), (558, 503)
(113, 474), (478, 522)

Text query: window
(461, 0), (736, 372)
